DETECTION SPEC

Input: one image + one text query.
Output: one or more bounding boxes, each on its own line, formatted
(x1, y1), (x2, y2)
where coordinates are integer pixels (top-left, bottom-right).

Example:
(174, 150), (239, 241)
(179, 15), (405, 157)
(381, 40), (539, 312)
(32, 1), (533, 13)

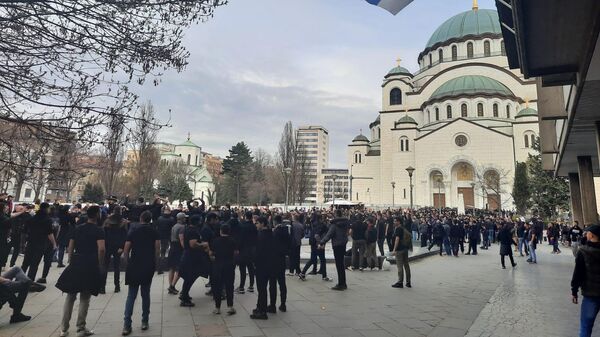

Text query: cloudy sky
(136, 0), (498, 167)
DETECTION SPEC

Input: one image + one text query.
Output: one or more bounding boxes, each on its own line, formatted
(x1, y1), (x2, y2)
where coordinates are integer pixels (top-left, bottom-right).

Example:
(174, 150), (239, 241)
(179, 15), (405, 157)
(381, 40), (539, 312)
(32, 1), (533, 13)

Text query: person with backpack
(392, 217), (412, 288)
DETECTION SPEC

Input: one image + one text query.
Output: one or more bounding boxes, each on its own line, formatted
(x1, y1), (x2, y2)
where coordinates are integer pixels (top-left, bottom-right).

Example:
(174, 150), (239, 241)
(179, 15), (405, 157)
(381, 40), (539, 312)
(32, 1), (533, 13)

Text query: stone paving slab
(0, 243), (594, 337)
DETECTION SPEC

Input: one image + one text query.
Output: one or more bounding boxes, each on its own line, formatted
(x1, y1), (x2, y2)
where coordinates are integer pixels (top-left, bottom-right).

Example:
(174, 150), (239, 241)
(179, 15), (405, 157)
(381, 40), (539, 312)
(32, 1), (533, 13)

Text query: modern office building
(296, 125), (329, 203)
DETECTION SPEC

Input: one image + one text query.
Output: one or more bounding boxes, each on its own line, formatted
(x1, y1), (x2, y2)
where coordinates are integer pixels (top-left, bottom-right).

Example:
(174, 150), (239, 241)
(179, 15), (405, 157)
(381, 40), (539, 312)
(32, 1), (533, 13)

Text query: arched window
(467, 42), (474, 58)
(493, 103), (499, 117)
(461, 103), (468, 117)
(531, 134), (536, 147)
(501, 40), (506, 56)
(506, 105), (511, 118)
(477, 103), (484, 117)
(451, 45), (458, 61)
(435, 108), (440, 121)
(187, 154), (191, 165)
(378, 128), (381, 139)
(438, 49), (443, 63)
(354, 152), (362, 164)
(400, 137), (409, 152)
(390, 88), (402, 105)
(446, 105), (452, 119)
(195, 155), (198, 166)
(484, 40), (491, 57)
(524, 134), (530, 148)
(429, 53), (432, 66)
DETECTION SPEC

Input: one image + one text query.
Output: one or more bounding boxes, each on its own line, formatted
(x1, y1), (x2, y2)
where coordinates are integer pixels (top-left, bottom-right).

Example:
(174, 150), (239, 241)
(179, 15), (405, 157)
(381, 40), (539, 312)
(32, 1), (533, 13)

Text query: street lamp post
(406, 166), (415, 210)
(332, 174), (338, 207)
(349, 164), (353, 201)
(391, 181), (396, 208)
(283, 167), (292, 212)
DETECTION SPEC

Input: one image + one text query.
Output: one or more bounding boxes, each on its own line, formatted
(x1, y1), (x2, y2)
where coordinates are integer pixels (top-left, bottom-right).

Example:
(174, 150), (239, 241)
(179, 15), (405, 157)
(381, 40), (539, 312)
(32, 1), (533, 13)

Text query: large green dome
(425, 9), (501, 49)
(430, 75), (514, 101)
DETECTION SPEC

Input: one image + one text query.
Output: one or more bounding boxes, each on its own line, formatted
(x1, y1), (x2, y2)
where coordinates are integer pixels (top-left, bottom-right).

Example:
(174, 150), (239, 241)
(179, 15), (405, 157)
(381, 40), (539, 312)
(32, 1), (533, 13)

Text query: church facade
(348, 5), (539, 210)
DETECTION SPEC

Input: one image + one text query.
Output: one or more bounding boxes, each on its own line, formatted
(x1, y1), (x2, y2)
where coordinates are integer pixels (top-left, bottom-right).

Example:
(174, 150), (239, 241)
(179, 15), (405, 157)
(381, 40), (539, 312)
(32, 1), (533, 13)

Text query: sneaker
(235, 287), (245, 294)
(205, 289), (213, 296)
(205, 283), (211, 288)
(59, 331), (69, 337)
(392, 282), (403, 288)
(286, 272), (295, 276)
(322, 277), (332, 282)
(502, 266), (506, 269)
(212, 308), (221, 315)
(29, 283), (46, 292)
(121, 327), (132, 336)
(227, 307), (236, 315)
(57, 264), (66, 268)
(331, 285), (346, 291)
(141, 322), (149, 331)
(99, 288), (105, 294)
(36, 278), (46, 284)
(157, 270), (164, 275)
(115, 286), (121, 293)
(266, 305), (276, 314)
(76, 329), (94, 337)
(465, 253), (471, 255)
(308, 270), (318, 275)
(168, 286), (178, 295)
(406, 283), (411, 288)
(9, 313), (31, 323)
(298, 273), (306, 281)
(279, 304), (286, 312)
(512, 263), (517, 268)
(250, 312), (268, 320)
(180, 300), (195, 307)
(247, 286), (254, 293)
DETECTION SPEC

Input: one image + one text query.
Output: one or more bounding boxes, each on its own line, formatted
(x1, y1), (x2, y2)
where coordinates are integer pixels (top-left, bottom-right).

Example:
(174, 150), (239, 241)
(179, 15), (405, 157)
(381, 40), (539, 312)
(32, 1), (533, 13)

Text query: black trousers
(3, 280), (29, 315)
(467, 240), (478, 254)
(212, 263), (234, 308)
(501, 253), (515, 268)
(9, 236), (21, 267)
(302, 246), (327, 278)
(238, 259), (255, 289)
(269, 266), (287, 307)
(289, 245), (301, 274)
(40, 245), (55, 279)
(450, 238), (459, 256)
(377, 238), (386, 256)
(21, 247), (44, 281)
(458, 240), (464, 253)
(160, 239), (169, 259)
(255, 270), (274, 313)
(332, 245), (347, 287)
(420, 235), (428, 247)
(180, 275), (198, 301)
(385, 236), (394, 252)
(0, 236), (9, 268)
(104, 248), (122, 288)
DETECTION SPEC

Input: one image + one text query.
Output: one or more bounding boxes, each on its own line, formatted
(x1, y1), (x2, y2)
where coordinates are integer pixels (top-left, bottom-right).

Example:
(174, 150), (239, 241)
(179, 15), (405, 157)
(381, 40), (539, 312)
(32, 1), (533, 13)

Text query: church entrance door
(457, 187), (474, 210)
(488, 194), (500, 211)
(433, 193), (445, 208)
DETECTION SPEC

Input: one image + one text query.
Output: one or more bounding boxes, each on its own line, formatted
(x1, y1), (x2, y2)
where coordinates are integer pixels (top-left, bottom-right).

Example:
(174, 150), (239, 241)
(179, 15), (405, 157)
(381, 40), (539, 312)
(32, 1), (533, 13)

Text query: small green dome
(426, 9), (501, 49)
(396, 115), (417, 124)
(515, 107), (538, 118)
(353, 134), (369, 142)
(386, 66), (412, 78)
(430, 75), (514, 101)
(178, 139), (200, 148)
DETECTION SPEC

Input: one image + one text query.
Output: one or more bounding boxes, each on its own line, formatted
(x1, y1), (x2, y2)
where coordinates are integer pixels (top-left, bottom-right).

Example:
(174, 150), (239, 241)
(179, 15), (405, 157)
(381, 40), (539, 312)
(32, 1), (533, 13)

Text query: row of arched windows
(430, 103), (513, 121)
(524, 133), (537, 148)
(399, 137), (409, 152)
(426, 40), (506, 67)
(354, 152), (362, 164)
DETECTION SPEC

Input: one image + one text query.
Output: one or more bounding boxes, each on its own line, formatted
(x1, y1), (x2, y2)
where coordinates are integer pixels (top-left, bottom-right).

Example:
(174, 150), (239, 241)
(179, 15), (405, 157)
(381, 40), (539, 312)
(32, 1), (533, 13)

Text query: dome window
(435, 108), (440, 121)
(399, 137), (410, 152)
(446, 105), (452, 119)
(438, 49), (444, 63)
(493, 103), (499, 117)
(429, 53), (432, 66)
(467, 42), (474, 58)
(484, 40), (491, 57)
(461, 103), (468, 117)
(506, 105), (511, 118)
(477, 103), (484, 117)
(451, 45), (458, 61)
(390, 88), (402, 105)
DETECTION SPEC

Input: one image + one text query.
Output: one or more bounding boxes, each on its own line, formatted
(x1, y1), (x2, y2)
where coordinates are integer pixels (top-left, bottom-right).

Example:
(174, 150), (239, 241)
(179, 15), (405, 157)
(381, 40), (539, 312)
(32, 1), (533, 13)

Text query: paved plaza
(0, 243), (595, 337)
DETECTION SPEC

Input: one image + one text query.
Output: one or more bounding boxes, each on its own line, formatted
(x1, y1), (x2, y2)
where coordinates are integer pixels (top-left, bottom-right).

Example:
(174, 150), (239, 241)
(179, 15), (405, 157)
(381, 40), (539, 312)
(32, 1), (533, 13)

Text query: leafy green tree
(513, 162), (530, 215)
(222, 142), (253, 204)
(527, 140), (570, 218)
(82, 182), (104, 204)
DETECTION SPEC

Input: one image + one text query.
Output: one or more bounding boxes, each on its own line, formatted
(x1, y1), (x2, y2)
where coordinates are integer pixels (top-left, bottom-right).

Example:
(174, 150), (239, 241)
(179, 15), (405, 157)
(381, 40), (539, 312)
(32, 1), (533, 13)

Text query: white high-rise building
(296, 125), (329, 204)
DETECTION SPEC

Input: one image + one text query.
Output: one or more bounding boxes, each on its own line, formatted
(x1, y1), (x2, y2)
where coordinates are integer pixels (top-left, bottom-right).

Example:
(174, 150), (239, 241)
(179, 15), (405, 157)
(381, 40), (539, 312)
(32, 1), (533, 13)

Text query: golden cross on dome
(360, 128), (363, 135)
(525, 98), (530, 108)
(473, 0), (478, 11)
(187, 132), (191, 141)
(396, 57), (402, 66)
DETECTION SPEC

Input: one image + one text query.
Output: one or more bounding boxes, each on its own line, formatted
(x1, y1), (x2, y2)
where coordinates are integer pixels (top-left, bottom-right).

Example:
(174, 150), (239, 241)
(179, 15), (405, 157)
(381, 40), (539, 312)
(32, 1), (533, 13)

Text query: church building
(348, 2), (539, 210)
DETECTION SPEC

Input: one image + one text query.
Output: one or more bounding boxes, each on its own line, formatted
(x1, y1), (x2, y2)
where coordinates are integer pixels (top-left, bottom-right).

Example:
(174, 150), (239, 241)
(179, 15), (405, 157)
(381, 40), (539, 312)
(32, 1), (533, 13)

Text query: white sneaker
(59, 331), (69, 337)
(77, 329), (94, 337)
(212, 308), (221, 315)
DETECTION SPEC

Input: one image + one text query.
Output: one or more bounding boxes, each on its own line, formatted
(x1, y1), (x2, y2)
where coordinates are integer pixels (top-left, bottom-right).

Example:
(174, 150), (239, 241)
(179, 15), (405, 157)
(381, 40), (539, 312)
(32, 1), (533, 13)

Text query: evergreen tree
(82, 182), (104, 204)
(526, 140), (570, 218)
(222, 142), (253, 204)
(513, 162), (530, 215)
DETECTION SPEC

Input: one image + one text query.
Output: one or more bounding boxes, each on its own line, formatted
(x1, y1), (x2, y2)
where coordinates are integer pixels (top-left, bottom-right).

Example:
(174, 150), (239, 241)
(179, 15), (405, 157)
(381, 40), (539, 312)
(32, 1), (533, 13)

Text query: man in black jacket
(250, 217), (274, 320)
(270, 215), (290, 313)
(320, 210), (349, 291)
(299, 214), (330, 281)
(350, 216), (367, 270)
(237, 211), (257, 294)
(571, 224), (600, 337)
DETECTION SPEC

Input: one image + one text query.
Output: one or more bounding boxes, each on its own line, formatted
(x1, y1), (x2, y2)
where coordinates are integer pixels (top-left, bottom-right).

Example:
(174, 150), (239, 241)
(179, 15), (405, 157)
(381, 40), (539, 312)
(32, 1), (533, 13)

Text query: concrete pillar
(577, 156), (598, 225)
(568, 173), (584, 225)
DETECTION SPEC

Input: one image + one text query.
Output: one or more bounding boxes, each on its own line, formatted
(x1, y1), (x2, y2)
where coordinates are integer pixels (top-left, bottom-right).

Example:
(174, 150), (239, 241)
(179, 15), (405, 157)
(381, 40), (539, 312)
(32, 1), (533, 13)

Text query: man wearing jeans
(0, 266), (45, 323)
(571, 224), (600, 337)
(392, 217), (411, 288)
(527, 222), (538, 264)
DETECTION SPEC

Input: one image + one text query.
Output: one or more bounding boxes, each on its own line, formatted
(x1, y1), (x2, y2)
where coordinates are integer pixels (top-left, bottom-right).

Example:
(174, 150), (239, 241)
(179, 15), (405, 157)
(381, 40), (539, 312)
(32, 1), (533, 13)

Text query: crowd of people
(0, 192), (599, 336)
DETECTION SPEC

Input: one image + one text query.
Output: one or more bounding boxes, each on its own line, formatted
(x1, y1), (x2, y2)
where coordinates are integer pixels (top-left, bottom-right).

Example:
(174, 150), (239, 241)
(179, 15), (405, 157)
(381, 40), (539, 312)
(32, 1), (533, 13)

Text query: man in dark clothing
(299, 214), (329, 281)
(202, 213), (219, 296)
(392, 217), (412, 288)
(156, 208), (175, 261)
(236, 212), (257, 294)
(287, 214), (304, 276)
(209, 224), (236, 315)
(0, 202), (11, 270)
(428, 221), (444, 256)
(270, 215), (289, 313)
(449, 221), (461, 257)
(0, 266), (45, 324)
(8, 206), (30, 268)
(250, 217), (274, 320)
(320, 210), (349, 291)
(376, 214), (387, 256)
(466, 221), (480, 255)
(350, 218), (367, 270)
(21, 203), (57, 282)
(571, 224), (600, 337)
